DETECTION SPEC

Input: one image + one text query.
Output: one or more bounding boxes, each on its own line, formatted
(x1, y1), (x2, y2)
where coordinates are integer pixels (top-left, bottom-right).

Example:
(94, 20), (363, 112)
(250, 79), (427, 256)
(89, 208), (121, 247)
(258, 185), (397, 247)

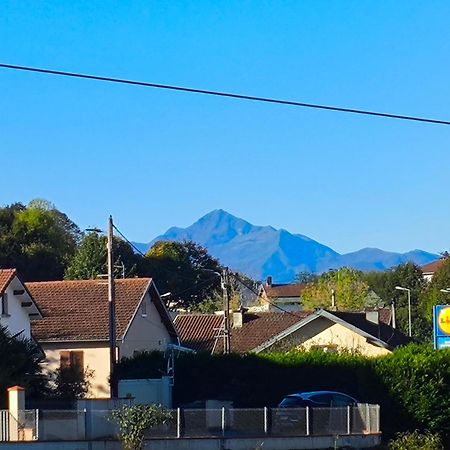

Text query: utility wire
(1, 63), (449, 126)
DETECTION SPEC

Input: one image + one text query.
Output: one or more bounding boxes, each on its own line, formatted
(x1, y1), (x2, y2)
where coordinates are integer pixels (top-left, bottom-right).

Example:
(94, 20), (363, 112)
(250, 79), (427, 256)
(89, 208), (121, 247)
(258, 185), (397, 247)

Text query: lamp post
(440, 288), (450, 294)
(395, 286), (411, 337)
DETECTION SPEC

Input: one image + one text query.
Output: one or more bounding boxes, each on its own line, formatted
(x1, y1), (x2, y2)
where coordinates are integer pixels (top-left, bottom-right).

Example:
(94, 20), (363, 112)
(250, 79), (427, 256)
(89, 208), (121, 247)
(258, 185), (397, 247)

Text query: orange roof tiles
(421, 259), (446, 274)
(175, 311), (312, 354)
(264, 283), (305, 298)
(0, 269), (17, 295)
(27, 278), (176, 342)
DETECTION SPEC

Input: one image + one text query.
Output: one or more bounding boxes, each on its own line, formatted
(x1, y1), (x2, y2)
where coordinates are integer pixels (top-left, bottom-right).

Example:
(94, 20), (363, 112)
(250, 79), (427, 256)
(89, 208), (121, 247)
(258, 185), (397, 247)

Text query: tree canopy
(301, 267), (370, 311)
(142, 240), (222, 309)
(0, 200), (80, 281)
(65, 232), (140, 280)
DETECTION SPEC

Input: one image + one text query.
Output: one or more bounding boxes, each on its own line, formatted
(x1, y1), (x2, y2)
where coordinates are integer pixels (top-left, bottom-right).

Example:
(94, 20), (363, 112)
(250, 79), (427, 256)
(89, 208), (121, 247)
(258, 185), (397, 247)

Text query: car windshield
(279, 396), (303, 407)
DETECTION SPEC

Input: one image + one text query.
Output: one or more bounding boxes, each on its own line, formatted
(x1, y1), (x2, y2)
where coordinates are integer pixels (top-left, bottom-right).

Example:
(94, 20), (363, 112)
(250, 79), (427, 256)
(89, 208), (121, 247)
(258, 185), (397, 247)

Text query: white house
(0, 268), (42, 340)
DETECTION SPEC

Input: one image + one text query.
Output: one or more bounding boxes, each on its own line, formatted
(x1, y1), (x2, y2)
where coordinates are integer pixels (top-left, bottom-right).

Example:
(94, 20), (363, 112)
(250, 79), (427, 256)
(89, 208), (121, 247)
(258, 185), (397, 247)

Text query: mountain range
(134, 209), (438, 283)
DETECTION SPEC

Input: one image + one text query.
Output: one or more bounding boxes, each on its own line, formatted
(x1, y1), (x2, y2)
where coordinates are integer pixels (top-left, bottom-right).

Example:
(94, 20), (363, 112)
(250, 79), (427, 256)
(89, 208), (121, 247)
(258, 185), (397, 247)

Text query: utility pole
(222, 268), (231, 354)
(107, 215), (117, 397)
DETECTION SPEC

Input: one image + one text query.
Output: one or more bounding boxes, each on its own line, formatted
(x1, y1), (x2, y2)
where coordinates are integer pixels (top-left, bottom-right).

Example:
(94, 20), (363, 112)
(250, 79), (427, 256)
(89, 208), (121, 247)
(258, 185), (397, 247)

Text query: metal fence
(0, 410), (38, 441)
(0, 404), (380, 441)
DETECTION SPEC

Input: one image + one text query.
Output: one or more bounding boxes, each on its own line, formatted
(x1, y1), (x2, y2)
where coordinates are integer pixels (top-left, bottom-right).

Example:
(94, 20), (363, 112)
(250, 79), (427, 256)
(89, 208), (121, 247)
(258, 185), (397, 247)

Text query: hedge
(116, 345), (450, 441)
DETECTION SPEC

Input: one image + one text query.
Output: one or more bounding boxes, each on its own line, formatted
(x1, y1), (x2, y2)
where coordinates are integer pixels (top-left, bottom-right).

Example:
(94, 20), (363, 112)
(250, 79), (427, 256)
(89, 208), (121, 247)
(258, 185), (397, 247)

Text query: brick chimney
(266, 276), (273, 287)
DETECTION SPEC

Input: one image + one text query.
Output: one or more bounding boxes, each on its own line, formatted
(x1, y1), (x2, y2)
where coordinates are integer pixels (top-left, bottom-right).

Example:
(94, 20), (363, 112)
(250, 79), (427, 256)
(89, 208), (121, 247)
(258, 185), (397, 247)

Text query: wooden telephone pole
(107, 216), (117, 397)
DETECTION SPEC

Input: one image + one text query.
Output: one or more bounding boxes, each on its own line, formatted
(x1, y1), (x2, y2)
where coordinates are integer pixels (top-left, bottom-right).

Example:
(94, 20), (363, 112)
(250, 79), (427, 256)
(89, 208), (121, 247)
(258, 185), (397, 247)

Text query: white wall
(119, 291), (172, 358)
(0, 278), (32, 340)
(42, 342), (111, 398)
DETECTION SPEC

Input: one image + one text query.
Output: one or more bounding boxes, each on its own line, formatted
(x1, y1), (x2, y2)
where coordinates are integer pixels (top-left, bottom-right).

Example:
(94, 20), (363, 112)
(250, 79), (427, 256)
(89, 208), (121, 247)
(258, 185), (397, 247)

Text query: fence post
(8, 386), (25, 441)
(365, 404), (370, 433)
(221, 407), (226, 437)
(306, 406), (310, 436)
(83, 408), (88, 440)
(176, 408), (181, 438)
(347, 406), (351, 435)
(376, 405), (380, 433)
(264, 407), (269, 435)
(35, 409), (39, 440)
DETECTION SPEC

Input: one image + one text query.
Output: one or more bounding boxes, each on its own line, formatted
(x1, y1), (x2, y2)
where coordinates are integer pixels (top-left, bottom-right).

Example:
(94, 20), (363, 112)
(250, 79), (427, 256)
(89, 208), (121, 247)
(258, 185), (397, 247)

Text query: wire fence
(0, 404), (380, 441)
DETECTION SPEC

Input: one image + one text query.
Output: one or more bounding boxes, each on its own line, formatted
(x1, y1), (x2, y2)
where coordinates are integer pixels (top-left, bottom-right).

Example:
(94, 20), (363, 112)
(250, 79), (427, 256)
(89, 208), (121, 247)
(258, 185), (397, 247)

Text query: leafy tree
(110, 404), (173, 450)
(301, 267), (370, 311)
(363, 263), (427, 339)
(51, 366), (94, 400)
(65, 232), (140, 280)
(421, 258), (450, 322)
(142, 241), (222, 309)
(0, 325), (45, 407)
(295, 271), (319, 284)
(0, 200), (81, 281)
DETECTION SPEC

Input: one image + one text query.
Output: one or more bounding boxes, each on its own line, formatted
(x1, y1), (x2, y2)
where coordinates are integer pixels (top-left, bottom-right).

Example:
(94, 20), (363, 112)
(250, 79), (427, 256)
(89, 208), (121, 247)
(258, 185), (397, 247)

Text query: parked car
(274, 391), (359, 432)
(278, 391), (358, 408)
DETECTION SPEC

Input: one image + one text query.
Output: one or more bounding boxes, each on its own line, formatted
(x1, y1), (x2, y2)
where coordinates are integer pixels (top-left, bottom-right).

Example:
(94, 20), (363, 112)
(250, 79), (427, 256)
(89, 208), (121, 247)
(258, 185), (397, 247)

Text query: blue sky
(1, 1), (449, 254)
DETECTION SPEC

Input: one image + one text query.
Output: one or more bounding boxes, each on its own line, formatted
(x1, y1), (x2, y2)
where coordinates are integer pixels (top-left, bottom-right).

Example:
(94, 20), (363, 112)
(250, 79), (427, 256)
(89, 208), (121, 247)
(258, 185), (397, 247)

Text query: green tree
(363, 263), (427, 340)
(421, 258), (450, 322)
(301, 267), (370, 311)
(142, 241), (222, 309)
(65, 232), (141, 280)
(51, 366), (94, 400)
(295, 271), (319, 284)
(0, 325), (45, 407)
(0, 200), (81, 281)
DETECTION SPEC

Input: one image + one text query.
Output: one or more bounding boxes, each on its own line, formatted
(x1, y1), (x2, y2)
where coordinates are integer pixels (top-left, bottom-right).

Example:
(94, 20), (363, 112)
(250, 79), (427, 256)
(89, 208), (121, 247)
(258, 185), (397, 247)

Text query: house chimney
(232, 310), (244, 328)
(365, 310), (379, 325)
(266, 276), (272, 287)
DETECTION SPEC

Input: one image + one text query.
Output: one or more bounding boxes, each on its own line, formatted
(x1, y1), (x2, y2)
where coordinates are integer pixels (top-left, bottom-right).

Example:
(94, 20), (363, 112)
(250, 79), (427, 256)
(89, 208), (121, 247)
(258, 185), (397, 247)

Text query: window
(60, 351), (84, 373)
(310, 393), (333, 405)
(141, 299), (147, 317)
(332, 394), (356, 406)
(1, 293), (8, 316)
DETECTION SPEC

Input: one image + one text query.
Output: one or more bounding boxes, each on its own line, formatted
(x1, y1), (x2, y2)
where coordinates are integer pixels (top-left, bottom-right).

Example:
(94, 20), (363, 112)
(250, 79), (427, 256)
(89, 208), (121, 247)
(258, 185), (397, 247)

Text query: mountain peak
(145, 211), (439, 282)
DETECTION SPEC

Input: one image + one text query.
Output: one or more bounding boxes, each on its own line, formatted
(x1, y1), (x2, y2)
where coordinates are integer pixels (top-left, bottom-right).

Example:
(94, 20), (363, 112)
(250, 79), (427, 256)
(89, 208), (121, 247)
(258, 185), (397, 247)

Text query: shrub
(110, 404), (173, 450)
(389, 430), (443, 450)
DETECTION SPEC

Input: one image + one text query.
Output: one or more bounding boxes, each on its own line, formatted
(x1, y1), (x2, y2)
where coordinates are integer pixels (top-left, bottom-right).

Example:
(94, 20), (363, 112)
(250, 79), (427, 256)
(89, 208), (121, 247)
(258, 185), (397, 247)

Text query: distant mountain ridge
(134, 209), (438, 282)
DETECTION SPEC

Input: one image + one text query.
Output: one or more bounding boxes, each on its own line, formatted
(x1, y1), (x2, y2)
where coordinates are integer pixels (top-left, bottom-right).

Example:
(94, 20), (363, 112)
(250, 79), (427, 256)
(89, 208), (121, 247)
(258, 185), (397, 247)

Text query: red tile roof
(0, 269), (17, 295)
(263, 283), (305, 298)
(174, 314), (224, 353)
(175, 311), (312, 354)
(175, 308), (402, 354)
(27, 278), (177, 342)
(421, 259), (446, 274)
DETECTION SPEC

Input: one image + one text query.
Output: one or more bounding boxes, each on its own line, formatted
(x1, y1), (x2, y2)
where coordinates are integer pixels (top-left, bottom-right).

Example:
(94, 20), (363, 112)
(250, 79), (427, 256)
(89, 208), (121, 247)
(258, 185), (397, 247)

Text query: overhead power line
(1, 63), (449, 126)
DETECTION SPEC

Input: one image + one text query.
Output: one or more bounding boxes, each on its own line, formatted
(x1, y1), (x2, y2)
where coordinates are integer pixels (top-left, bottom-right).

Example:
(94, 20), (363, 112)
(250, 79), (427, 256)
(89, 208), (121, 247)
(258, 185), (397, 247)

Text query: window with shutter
(60, 351), (70, 370)
(1, 293), (8, 316)
(60, 351), (84, 373)
(70, 351), (84, 373)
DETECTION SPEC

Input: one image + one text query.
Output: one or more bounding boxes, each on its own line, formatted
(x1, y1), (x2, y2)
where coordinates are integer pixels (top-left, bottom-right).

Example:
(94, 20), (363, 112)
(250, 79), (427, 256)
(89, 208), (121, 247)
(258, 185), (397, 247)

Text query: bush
(110, 404), (173, 450)
(389, 430), (443, 450)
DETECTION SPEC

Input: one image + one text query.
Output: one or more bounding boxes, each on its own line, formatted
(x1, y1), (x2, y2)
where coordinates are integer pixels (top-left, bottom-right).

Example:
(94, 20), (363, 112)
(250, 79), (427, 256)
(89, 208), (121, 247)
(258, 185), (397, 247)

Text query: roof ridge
(26, 277), (152, 286)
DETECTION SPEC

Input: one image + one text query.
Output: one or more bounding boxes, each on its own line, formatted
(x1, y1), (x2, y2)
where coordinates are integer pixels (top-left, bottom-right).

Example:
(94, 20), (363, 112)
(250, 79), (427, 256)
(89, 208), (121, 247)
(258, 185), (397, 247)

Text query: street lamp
(440, 288), (450, 294)
(395, 286), (411, 337)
